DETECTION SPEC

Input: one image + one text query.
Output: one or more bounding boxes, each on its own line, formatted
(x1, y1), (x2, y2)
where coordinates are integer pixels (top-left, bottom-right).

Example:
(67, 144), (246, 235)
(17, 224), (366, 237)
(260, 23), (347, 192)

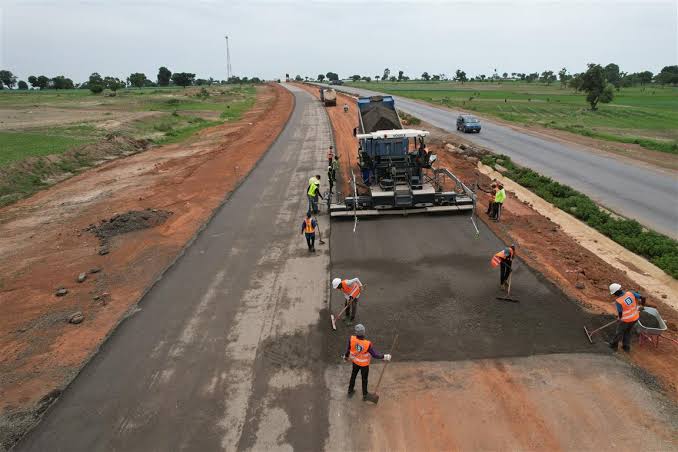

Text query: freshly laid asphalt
(321, 83), (678, 239)
(328, 215), (607, 362)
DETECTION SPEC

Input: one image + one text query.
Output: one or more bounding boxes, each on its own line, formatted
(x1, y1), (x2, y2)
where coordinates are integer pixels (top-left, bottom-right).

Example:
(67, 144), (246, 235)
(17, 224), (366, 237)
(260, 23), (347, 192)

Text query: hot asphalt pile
(361, 104), (402, 133)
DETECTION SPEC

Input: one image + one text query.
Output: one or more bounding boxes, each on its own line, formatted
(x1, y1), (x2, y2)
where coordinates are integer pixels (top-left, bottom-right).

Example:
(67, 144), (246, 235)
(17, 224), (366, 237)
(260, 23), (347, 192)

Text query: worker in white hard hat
(343, 323), (391, 402)
(332, 277), (363, 323)
(608, 282), (645, 352)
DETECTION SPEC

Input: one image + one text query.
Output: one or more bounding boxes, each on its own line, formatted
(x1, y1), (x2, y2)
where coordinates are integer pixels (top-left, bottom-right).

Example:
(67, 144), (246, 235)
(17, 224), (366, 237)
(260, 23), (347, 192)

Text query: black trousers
(344, 298), (358, 320)
(349, 363), (369, 396)
(305, 233), (315, 250)
(610, 320), (637, 350)
(500, 261), (512, 285)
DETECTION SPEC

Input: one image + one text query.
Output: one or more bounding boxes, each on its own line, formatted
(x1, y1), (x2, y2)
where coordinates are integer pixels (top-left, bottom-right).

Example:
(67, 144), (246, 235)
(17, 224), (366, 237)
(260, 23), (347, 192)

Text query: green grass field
(0, 131), (94, 166)
(347, 81), (678, 154)
(0, 84), (259, 206)
(0, 85), (258, 166)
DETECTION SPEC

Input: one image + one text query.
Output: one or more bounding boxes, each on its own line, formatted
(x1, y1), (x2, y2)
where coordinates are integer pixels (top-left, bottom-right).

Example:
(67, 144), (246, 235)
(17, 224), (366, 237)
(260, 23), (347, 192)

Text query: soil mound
(87, 208), (172, 243)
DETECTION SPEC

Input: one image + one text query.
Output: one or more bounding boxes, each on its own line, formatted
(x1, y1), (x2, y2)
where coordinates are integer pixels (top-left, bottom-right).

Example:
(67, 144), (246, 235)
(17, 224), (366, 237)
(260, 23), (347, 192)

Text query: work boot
(608, 342), (618, 351)
(363, 393), (378, 403)
(347, 389), (355, 398)
(622, 346), (631, 353)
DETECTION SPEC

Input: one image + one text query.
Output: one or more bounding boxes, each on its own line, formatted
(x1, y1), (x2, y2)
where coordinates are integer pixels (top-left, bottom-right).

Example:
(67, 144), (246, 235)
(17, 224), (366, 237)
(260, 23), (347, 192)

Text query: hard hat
(355, 324), (365, 335)
(332, 278), (342, 289)
(609, 283), (622, 295)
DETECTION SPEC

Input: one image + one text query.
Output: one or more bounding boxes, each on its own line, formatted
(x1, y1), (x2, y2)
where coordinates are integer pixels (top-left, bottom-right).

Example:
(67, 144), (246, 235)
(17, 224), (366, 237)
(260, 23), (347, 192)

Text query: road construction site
(4, 83), (678, 450)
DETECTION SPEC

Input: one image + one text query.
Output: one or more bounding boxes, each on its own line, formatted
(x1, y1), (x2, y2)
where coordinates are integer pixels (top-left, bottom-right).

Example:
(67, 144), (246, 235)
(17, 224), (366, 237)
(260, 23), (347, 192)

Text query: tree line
(309, 65), (677, 111)
(313, 65), (677, 88)
(0, 67), (263, 92)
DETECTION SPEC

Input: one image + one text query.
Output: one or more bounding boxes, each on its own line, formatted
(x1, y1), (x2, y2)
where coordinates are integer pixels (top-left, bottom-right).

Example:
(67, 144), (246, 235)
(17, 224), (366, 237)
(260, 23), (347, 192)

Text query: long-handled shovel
(317, 222), (326, 245)
(330, 286), (365, 330)
(496, 272), (519, 302)
(367, 333), (399, 405)
(330, 301), (351, 331)
(584, 319), (617, 344)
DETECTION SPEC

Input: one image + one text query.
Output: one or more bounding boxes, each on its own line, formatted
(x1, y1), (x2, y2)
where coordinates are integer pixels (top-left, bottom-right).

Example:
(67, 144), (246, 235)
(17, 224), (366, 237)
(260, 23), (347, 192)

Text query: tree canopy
(454, 70), (467, 84)
(581, 63), (614, 110)
(655, 65), (678, 85)
(52, 75), (74, 89)
(171, 72), (196, 87)
(128, 73), (147, 88)
(0, 70), (17, 89)
(157, 66), (172, 86)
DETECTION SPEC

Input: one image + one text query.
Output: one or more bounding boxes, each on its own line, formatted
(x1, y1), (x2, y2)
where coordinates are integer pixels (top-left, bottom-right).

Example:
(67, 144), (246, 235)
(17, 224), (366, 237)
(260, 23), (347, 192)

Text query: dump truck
(323, 88), (337, 107)
(329, 95), (475, 217)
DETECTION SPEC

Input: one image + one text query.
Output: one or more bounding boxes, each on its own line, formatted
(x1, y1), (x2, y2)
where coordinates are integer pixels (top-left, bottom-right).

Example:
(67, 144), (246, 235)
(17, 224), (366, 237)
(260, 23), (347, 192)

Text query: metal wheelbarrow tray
(635, 307), (668, 347)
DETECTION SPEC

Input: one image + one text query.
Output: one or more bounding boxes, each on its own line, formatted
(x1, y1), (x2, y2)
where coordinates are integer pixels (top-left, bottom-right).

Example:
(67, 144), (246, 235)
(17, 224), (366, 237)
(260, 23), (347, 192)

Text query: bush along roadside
(481, 154), (678, 279)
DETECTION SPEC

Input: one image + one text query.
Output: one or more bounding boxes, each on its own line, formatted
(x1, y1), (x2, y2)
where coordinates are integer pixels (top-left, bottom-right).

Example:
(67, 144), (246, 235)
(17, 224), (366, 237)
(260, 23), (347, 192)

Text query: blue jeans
(308, 195), (319, 214)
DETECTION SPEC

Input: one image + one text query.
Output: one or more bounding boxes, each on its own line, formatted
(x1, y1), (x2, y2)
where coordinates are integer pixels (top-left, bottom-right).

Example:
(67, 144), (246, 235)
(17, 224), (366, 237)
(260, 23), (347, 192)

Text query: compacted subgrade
(16, 84), (333, 452)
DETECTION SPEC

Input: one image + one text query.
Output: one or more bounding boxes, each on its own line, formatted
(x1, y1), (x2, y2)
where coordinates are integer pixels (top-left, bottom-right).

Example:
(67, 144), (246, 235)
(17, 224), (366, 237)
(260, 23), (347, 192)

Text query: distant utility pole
(225, 35), (233, 81)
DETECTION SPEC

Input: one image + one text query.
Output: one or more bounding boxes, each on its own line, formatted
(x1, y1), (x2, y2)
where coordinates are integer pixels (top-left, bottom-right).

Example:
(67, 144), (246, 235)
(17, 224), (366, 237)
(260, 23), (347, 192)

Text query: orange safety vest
(349, 335), (372, 367)
(616, 291), (640, 323)
(341, 280), (361, 298)
(304, 218), (315, 234)
(490, 247), (514, 268)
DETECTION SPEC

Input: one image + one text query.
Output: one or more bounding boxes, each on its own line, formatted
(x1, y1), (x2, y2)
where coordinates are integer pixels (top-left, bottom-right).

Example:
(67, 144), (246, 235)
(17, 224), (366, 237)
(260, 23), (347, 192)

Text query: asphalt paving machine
(329, 95), (476, 218)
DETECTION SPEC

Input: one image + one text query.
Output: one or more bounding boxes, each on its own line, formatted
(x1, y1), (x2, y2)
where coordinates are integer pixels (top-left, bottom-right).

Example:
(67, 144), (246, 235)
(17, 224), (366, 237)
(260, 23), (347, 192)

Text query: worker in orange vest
(490, 244), (515, 288)
(608, 283), (644, 352)
(300, 211), (318, 252)
(343, 323), (391, 402)
(332, 277), (363, 323)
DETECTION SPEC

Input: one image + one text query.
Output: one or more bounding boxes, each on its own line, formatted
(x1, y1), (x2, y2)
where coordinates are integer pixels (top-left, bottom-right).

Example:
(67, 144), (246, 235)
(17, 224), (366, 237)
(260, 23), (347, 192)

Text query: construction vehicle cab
(330, 96), (475, 217)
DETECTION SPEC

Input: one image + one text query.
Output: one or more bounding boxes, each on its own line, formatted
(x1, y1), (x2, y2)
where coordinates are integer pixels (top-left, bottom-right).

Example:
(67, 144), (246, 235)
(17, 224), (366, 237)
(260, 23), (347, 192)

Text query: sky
(1, 0), (677, 83)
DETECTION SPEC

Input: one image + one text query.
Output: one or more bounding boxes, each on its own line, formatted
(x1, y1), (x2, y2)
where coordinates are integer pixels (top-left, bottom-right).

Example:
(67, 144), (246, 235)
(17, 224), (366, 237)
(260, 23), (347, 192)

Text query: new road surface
(320, 83), (678, 239)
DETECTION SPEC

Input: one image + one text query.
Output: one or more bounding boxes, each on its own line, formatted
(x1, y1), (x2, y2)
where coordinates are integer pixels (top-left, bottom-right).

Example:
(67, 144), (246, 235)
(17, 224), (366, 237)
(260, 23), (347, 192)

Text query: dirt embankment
(0, 134), (152, 207)
(0, 83), (294, 449)
(299, 81), (678, 400)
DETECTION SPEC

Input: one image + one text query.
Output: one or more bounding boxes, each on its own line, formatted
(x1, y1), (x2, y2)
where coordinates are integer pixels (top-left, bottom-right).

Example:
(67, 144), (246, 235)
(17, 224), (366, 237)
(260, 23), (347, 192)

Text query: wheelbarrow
(635, 307), (671, 347)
